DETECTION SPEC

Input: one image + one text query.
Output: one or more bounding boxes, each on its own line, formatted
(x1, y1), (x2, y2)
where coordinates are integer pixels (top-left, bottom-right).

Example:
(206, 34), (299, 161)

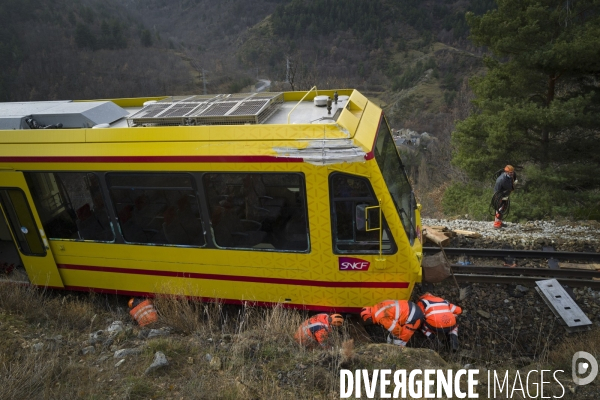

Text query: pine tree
(453, 0), (600, 197)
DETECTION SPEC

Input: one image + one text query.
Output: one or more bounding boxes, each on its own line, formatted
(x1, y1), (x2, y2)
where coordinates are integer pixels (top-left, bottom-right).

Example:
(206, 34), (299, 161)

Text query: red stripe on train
(57, 264), (409, 289)
(0, 155), (303, 163)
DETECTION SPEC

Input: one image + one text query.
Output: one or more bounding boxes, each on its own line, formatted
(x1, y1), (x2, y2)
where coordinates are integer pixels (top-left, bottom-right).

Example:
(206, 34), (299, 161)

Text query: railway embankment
(1, 218), (600, 398)
(422, 218), (600, 252)
(2, 281), (599, 398)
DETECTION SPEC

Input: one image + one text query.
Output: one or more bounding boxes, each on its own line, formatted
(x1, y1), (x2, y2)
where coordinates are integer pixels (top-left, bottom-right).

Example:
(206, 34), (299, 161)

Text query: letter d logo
(572, 351), (598, 385)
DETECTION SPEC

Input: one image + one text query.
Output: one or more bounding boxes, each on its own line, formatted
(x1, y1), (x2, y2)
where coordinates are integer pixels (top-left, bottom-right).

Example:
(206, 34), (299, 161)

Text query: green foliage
(97, 19), (127, 50)
(140, 29), (153, 47)
(510, 165), (600, 220)
(0, 31), (20, 101)
(75, 23), (97, 50)
(442, 182), (493, 220)
(451, 0), (600, 219)
(270, 0), (455, 44)
(441, 72), (457, 90)
(444, 176), (600, 221)
(0, 0), (40, 100)
(271, 0), (389, 45)
(80, 6), (95, 24)
(75, 16), (127, 51)
(443, 90), (456, 106)
(228, 77), (254, 93)
(442, 0), (496, 39)
(392, 58), (436, 91)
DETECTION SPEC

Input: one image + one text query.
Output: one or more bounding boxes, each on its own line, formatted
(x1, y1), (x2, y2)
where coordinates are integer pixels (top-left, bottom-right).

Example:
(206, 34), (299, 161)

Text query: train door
(0, 171), (64, 287)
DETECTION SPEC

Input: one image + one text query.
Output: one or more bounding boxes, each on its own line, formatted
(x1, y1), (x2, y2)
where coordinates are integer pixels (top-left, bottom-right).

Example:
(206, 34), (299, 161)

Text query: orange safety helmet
(504, 165), (515, 173)
(360, 307), (373, 323)
(128, 298), (134, 308)
(329, 314), (344, 327)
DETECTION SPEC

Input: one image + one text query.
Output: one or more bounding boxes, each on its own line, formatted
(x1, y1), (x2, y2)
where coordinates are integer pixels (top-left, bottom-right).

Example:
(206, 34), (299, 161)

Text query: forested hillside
(1, 0), (493, 103)
(2, 0), (597, 220)
(0, 0), (496, 216)
(0, 0), (194, 101)
(446, 0), (600, 221)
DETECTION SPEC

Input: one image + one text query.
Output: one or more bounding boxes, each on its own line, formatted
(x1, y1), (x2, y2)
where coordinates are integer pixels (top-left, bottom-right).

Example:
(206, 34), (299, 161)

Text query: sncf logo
(339, 257), (370, 271)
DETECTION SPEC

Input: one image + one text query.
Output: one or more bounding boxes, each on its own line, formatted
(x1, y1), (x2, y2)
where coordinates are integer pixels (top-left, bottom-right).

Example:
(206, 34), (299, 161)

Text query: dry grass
(1, 282), (598, 399)
(546, 329), (600, 371)
(0, 282), (103, 331)
(0, 349), (60, 399)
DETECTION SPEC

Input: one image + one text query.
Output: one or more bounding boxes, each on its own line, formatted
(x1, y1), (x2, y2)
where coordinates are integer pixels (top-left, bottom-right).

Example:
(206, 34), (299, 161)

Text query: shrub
(441, 182), (493, 220)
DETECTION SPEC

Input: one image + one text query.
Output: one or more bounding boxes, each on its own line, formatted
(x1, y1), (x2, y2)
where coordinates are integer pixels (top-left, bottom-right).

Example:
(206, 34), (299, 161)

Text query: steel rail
(424, 247), (600, 261)
(450, 265), (600, 279)
(452, 274), (600, 289)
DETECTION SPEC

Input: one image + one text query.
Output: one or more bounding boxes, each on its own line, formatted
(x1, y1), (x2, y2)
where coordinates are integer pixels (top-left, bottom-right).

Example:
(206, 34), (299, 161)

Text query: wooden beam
(453, 229), (482, 239)
(559, 263), (600, 270)
(423, 225), (450, 247)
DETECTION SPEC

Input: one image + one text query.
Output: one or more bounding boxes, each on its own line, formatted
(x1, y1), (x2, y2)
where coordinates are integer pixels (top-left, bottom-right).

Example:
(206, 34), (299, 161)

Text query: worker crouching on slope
(493, 165), (516, 229)
(294, 313), (344, 348)
(417, 293), (462, 352)
(361, 300), (424, 347)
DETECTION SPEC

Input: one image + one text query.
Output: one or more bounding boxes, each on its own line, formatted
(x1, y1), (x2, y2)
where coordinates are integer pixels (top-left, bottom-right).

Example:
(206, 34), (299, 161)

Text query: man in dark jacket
(493, 165), (516, 229)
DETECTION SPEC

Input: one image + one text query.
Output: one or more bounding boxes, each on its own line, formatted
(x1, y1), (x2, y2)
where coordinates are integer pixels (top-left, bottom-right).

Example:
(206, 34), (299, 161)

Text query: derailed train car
(0, 88), (422, 312)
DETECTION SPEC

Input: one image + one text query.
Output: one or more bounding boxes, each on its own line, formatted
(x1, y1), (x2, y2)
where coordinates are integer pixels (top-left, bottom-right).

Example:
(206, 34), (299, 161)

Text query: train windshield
(373, 115), (416, 244)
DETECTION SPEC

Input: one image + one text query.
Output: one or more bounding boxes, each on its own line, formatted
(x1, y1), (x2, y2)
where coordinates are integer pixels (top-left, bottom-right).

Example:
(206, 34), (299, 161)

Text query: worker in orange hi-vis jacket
(360, 300), (424, 347)
(417, 293), (462, 351)
(294, 313), (344, 348)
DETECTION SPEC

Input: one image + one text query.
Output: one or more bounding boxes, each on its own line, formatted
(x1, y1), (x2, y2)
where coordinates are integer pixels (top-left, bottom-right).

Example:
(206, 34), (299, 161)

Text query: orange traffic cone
(129, 298), (158, 326)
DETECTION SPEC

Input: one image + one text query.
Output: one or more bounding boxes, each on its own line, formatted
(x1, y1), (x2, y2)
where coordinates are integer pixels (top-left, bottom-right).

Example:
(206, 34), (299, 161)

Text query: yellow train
(0, 88), (422, 312)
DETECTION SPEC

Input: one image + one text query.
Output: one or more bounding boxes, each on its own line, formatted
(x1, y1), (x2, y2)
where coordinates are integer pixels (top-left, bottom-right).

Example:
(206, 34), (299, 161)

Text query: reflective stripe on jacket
(371, 300), (423, 346)
(418, 294), (461, 329)
(294, 313), (331, 347)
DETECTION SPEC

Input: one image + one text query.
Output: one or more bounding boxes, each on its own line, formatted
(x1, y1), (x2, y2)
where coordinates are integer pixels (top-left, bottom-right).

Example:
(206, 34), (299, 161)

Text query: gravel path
(422, 218), (600, 252)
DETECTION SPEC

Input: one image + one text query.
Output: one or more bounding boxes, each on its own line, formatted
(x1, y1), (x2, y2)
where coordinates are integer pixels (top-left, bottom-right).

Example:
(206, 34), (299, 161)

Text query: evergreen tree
(75, 23), (97, 50)
(453, 0), (600, 211)
(140, 29), (153, 47)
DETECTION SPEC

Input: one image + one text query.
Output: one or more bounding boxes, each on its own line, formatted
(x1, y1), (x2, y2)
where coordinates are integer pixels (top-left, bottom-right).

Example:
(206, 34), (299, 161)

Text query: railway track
(424, 247), (600, 261)
(422, 247), (600, 288)
(450, 264), (600, 288)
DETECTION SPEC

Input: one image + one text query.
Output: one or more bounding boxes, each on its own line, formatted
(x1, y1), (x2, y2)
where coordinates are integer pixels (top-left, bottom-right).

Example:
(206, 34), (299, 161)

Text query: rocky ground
(415, 218), (600, 382)
(423, 218), (600, 252)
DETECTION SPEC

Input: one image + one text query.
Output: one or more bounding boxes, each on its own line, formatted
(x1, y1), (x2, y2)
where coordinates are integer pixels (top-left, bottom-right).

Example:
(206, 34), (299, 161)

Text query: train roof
(0, 89), (385, 166)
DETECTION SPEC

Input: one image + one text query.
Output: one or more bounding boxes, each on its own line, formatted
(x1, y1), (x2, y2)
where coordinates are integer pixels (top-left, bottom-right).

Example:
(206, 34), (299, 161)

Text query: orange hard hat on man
(128, 298), (134, 308)
(360, 307), (373, 323)
(504, 165), (514, 173)
(329, 314), (344, 327)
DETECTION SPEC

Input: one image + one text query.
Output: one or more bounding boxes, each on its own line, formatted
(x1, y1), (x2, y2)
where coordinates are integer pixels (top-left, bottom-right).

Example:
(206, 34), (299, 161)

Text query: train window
(25, 172), (114, 242)
(107, 173), (205, 247)
(329, 173), (395, 254)
(203, 173), (309, 251)
(374, 116), (416, 244)
(0, 189), (46, 256)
